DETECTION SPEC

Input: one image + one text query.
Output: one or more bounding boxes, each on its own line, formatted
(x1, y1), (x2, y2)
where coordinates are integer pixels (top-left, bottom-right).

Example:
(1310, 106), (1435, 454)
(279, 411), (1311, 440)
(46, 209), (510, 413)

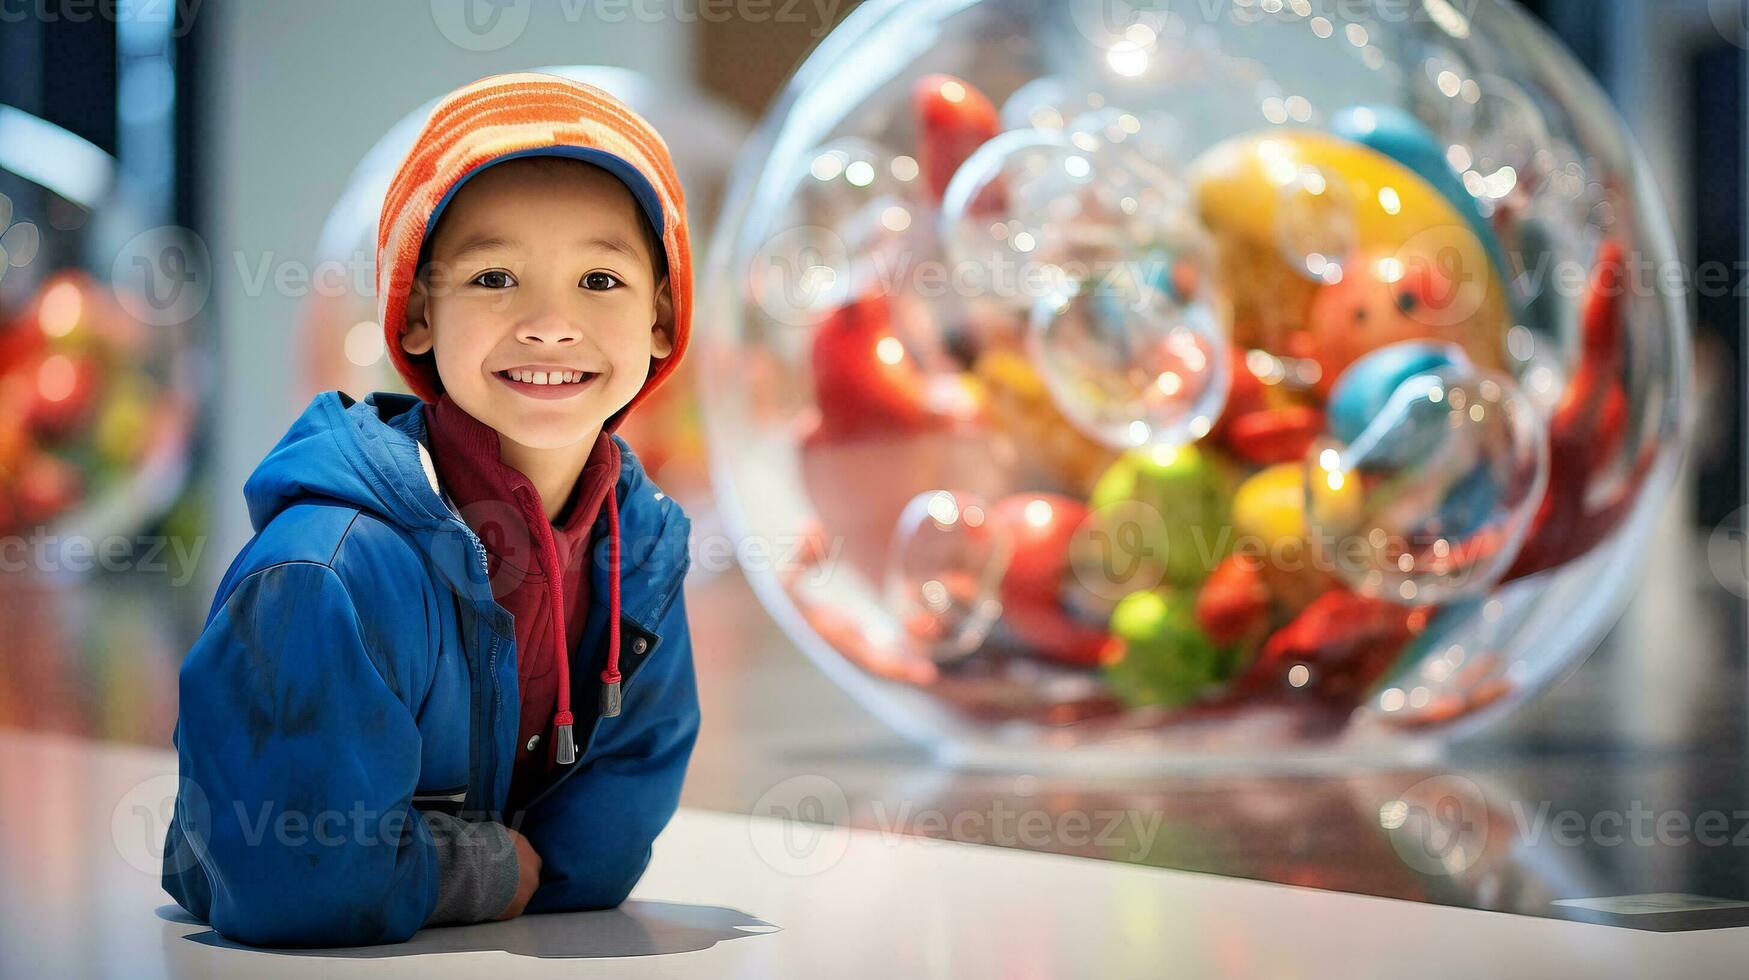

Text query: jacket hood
(375, 70), (692, 426)
(244, 390), (453, 538)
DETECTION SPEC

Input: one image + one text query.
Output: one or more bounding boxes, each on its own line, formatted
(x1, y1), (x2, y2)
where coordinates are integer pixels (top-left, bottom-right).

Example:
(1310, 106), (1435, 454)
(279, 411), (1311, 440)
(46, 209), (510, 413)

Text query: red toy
(1211, 346), (1323, 466)
(807, 292), (942, 440)
(913, 73), (1000, 206)
(1506, 237), (1652, 580)
(1232, 589), (1424, 708)
(991, 493), (1110, 667)
(1195, 554), (1272, 648)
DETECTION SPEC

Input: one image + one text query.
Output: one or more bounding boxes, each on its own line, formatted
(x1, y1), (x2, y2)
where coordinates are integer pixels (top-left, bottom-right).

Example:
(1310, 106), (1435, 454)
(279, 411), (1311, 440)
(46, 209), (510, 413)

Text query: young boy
(160, 72), (699, 948)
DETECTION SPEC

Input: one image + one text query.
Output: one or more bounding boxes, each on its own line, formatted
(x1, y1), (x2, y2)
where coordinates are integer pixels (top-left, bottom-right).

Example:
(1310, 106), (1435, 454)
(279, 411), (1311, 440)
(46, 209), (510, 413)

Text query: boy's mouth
(493, 367), (600, 400)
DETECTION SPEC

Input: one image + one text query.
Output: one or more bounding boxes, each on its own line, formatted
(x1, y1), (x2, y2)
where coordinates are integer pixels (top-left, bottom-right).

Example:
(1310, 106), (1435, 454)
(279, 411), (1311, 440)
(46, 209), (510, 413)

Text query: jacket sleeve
(519, 584), (701, 913)
(164, 559), (442, 947)
(422, 812), (521, 926)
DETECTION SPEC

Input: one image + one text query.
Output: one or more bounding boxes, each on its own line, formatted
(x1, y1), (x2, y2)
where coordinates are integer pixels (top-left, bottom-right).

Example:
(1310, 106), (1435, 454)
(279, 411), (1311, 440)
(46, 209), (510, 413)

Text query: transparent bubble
(1065, 108), (1189, 221)
(1028, 260), (1229, 451)
(1275, 163), (1358, 283)
(1308, 367), (1550, 605)
(883, 490), (1013, 661)
(1450, 74), (1550, 202)
(940, 128), (1104, 311)
(754, 138), (922, 324)
(1412, 49), (1550, 208)
(999, 76), (1107, 132)
(0, 218), (40, 270)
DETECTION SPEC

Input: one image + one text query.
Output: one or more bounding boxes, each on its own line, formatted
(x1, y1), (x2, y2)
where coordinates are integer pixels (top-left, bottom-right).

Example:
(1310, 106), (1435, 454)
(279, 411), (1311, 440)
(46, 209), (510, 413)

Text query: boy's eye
(471, 270), (515, 289)
(582, 271), (621, 291)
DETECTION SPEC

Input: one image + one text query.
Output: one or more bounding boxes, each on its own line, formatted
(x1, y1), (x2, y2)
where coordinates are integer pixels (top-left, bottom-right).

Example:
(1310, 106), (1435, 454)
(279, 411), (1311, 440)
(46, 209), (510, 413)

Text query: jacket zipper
(485, 633), (501, 813)
(451, 515), (499, 816)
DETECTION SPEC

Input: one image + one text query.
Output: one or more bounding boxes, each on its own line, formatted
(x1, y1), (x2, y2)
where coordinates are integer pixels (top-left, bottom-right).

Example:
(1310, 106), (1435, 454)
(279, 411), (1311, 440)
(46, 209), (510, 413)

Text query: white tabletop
(2, 728), (1745, 980)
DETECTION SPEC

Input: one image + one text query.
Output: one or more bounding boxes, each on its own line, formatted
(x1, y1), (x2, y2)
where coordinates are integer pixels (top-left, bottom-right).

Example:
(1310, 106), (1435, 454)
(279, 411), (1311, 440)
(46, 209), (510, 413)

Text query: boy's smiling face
(401, 156), (672, 452)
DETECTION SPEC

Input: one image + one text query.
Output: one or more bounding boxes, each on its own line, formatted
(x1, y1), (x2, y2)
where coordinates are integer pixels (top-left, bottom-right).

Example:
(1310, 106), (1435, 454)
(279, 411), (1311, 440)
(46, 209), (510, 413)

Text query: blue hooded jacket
(160, 389), (697, 947)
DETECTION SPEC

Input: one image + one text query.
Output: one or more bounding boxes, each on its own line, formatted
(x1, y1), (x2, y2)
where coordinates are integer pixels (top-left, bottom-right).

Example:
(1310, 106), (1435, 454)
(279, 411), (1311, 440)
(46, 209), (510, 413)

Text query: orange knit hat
(376, 71), (691, 415)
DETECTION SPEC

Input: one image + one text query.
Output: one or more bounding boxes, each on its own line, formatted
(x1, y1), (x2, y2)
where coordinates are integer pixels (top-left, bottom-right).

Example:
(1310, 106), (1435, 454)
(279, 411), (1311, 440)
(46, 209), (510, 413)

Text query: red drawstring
(511, 478), (623, 767)
(604, 487), (623, 688)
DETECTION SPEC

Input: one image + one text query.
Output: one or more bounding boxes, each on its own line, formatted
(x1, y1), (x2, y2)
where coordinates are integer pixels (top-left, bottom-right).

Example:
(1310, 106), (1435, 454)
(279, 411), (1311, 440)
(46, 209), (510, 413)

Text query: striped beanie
(376, 71), (692, 412)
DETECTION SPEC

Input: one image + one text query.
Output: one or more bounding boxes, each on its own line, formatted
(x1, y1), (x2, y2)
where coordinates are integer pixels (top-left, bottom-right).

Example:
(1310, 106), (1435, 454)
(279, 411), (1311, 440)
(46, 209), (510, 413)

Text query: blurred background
(0, 0), (1744, 932)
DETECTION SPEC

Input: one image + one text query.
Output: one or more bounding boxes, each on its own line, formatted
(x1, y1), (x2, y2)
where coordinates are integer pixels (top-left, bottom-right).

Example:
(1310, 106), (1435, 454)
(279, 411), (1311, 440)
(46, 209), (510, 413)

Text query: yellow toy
(1189, 131), (1510, 375)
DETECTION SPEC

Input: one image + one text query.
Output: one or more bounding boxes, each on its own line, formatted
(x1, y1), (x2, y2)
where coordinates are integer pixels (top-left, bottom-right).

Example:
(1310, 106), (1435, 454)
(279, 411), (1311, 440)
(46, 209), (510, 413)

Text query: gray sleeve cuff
(421, 813), (521, 927)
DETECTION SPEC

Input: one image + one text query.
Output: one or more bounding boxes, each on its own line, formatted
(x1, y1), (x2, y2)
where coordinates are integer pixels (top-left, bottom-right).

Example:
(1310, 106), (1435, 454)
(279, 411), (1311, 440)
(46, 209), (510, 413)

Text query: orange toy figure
(1506, 237), (1649, 580)
(913, 73), (1001, 205)
(1189, 130), (1511, 369)
(1296, 248), (1481, 398)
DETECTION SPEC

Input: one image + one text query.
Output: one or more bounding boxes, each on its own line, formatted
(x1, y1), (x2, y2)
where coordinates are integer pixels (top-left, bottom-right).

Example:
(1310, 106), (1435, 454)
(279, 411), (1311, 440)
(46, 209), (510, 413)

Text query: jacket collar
(365, 392), (690, 640)
(422, 391), (621, 579)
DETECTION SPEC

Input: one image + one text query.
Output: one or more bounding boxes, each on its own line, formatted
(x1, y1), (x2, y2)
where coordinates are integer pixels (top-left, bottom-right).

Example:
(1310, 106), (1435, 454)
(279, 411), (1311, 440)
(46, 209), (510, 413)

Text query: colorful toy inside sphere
(1079, 443), (1234, 598)
(1190, 129), (1512, 371)
(1310, 350), (1549, 605)
(1301, 250), (1479, 397)
(990, 493), (1111, 667)
(1104, 589), (1243, 710)
(703, 0), (1690, 761)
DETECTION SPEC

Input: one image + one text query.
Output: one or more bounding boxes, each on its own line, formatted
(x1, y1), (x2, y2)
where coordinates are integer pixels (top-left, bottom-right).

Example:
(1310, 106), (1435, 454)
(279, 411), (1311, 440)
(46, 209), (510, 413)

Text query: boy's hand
(495, 826), (542, 920)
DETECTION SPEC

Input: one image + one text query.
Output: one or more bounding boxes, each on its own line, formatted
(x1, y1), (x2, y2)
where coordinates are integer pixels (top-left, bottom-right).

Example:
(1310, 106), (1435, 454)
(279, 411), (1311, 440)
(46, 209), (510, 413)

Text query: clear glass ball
(701, 0), (1691, 767)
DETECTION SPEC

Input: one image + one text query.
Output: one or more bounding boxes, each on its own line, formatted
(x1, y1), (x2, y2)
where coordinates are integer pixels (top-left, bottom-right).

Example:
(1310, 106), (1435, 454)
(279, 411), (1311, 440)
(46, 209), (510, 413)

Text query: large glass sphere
(0, 107), (198, 553)
(701, 0), (1690, 766)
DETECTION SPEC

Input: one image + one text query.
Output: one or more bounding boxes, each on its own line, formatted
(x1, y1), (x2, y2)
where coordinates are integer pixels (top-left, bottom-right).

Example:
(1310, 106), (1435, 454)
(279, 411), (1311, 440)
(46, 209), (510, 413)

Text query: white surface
(2, 729), (1746, 979)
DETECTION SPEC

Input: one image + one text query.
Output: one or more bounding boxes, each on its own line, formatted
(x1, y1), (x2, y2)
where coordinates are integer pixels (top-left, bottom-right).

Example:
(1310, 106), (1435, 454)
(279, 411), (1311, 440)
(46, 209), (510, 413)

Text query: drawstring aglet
(555, 722), (577, 765)
(600, 678), (622, 718)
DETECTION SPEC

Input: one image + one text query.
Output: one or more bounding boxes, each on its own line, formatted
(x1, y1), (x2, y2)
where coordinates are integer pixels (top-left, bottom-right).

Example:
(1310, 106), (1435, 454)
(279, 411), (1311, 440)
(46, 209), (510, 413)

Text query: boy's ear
(649, 277), (675, 359)
(401, 277), (434, 356)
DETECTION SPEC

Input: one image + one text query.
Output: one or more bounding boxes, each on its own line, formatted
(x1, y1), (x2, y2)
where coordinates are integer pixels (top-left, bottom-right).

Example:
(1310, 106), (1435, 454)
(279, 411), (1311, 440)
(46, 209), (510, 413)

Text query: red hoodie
(425, 391), (623, 811)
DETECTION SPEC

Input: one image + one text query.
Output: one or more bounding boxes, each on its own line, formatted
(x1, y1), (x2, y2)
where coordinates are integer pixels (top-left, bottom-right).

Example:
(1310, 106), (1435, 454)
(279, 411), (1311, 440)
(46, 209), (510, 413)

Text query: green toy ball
(1103, 589), (1241, 709)
(1076, 443), (1233, 600)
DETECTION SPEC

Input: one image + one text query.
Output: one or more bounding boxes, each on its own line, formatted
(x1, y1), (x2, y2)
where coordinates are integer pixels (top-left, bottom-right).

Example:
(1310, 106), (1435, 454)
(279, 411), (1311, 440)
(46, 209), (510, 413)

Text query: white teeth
(505, 369), (587, 385)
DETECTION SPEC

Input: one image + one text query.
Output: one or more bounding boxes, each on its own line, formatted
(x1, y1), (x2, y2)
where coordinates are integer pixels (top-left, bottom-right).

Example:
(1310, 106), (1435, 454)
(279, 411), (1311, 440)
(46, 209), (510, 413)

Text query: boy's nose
(516, 310), (582, 345)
